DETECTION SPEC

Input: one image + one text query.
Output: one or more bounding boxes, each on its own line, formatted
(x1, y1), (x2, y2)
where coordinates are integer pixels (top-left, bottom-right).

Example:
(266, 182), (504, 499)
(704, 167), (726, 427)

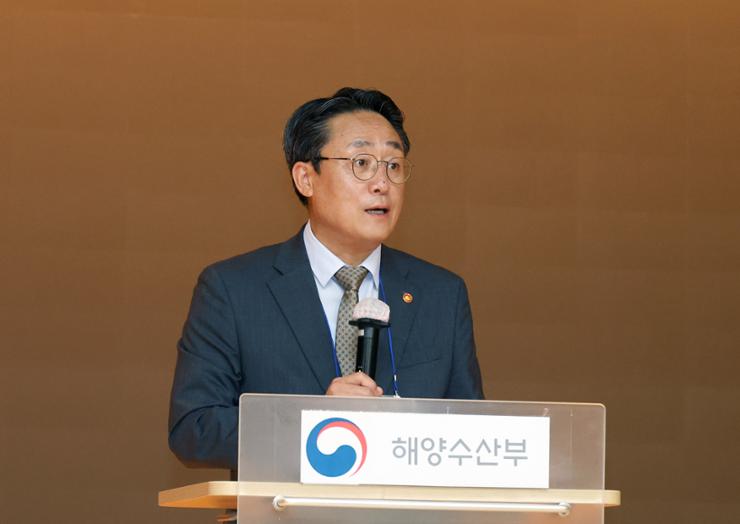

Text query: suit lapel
(267, 231), (336, 391)
(378, 247), (419, 382)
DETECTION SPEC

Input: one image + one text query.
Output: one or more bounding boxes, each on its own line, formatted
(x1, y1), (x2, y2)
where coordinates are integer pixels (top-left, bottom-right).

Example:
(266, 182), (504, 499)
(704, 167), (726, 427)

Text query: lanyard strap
(379, 277), (400, 397)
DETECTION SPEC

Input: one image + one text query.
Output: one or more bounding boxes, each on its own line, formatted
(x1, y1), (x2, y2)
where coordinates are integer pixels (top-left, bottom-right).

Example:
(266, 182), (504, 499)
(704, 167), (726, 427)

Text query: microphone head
(352, 297), (390, 323)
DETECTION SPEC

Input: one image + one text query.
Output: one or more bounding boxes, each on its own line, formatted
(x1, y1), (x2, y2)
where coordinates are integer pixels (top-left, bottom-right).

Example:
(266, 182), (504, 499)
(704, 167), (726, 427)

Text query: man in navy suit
(168, 88), (483, 470)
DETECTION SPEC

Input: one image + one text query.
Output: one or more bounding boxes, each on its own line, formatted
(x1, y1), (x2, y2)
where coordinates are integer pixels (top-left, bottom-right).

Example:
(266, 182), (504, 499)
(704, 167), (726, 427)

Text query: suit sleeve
(168, 265), (241, 470)
(445, 278), (485, 399)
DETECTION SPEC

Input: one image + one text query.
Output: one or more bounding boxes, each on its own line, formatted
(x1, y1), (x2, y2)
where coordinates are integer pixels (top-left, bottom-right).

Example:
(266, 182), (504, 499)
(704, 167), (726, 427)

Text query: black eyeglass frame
(315, 153), (413, 184)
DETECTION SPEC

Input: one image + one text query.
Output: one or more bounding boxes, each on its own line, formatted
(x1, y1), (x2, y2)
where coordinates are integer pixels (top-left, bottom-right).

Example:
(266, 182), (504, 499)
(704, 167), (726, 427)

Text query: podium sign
(299, 410), (550, 488)
(237, 394), (609, 524)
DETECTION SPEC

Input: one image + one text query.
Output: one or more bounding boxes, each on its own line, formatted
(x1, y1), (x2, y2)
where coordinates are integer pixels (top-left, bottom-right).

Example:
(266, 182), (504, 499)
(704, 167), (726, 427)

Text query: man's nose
(368, 166), (390, 193)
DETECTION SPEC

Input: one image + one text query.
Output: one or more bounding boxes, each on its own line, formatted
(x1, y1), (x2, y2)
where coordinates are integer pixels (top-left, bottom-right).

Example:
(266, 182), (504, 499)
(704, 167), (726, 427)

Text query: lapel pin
(402, 292), (413, 304)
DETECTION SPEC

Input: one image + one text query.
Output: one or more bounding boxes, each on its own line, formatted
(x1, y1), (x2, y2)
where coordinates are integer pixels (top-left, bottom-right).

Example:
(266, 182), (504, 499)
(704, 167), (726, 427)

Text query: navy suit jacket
(168, 230), (483, 470)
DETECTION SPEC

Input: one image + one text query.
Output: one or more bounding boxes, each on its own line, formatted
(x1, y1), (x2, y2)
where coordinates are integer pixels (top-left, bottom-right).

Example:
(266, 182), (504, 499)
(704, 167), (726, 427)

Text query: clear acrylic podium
(159, 393), (619, 522)
(233, 393), (619, 524)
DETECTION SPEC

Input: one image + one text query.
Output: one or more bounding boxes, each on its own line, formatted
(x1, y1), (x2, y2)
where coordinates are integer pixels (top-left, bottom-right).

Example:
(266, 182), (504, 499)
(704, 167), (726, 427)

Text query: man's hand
(325, 372), (383, 397)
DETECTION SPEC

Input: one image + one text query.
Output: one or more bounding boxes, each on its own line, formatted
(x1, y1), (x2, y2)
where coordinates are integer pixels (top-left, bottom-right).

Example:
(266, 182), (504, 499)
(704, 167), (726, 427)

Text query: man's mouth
(365, 207), (389, 215)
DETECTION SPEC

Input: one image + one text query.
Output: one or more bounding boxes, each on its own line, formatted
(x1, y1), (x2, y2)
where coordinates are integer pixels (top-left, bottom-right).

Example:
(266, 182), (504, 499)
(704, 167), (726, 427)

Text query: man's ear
(291, 161), (314, 199)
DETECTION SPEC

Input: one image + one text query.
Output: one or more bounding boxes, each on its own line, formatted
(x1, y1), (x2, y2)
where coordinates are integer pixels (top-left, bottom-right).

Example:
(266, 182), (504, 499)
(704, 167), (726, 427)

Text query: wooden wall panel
(1, 1), (739, 522)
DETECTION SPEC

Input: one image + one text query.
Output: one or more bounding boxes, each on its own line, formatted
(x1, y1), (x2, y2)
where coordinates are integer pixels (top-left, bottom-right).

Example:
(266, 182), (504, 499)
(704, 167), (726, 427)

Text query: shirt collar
(303, 221), (381, 289)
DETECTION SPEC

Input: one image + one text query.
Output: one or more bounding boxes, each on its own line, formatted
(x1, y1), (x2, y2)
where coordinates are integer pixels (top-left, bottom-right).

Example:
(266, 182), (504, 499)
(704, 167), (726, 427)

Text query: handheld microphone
(349, 298), (390, 380)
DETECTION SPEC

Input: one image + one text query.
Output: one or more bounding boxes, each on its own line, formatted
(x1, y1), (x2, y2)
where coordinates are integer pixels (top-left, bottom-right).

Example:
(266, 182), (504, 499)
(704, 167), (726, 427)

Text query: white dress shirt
(303, 221), (381, 345)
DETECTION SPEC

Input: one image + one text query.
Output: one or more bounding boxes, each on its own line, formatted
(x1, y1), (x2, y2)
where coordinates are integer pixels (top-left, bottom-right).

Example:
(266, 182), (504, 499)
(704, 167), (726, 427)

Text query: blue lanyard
(326, 274), (400, 397)
(379, 277), (400, 397)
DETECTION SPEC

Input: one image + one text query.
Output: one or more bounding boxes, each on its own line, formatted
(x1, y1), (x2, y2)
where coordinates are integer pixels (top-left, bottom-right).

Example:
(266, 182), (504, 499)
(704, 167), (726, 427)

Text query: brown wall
(2, 1), (739, 522)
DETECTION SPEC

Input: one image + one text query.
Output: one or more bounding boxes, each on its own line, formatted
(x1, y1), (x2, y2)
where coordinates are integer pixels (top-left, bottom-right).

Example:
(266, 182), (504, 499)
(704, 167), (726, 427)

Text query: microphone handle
(355, 325), (380, 379)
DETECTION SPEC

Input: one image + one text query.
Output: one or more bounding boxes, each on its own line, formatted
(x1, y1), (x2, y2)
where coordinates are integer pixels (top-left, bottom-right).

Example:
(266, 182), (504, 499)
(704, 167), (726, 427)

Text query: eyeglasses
(316, 153), (413, 184)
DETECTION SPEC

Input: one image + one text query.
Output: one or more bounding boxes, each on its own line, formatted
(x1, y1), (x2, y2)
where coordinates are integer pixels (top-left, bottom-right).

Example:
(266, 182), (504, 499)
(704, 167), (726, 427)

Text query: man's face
(302, 110), (406, 260)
